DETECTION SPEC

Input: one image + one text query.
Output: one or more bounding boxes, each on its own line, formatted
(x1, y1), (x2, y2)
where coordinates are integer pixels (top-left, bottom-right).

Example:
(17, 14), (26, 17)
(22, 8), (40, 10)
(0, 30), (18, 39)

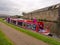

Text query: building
(23, 3), (60, 21)
(23, 3), (60, 37)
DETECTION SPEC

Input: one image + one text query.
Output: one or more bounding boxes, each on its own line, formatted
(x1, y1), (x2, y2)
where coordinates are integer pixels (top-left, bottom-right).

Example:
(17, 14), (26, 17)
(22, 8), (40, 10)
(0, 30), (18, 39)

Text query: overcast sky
(0, 0), (60, 15)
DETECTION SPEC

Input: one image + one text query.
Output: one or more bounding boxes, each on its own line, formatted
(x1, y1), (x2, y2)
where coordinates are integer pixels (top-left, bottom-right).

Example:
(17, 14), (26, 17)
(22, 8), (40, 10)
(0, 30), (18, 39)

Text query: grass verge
(0, 19), (60, 45)
(0, 29), (13, 45)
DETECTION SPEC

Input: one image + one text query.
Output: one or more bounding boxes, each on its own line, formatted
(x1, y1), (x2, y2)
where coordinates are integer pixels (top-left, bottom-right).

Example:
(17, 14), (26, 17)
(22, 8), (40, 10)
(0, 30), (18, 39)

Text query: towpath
(0, 22), (48, 45)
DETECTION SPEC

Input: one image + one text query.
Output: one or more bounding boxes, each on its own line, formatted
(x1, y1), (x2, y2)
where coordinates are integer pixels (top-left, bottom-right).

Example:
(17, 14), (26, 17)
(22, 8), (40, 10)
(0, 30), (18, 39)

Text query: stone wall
(23, 8), (59, 21)
(55, 6), (60, 37)
(23, 4), (60, 21)
(31, 8), (58, 21)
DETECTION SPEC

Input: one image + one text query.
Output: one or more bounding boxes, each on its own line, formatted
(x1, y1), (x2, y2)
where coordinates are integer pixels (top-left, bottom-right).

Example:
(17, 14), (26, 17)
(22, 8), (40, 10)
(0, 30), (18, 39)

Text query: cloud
(0, 0), (60, 15)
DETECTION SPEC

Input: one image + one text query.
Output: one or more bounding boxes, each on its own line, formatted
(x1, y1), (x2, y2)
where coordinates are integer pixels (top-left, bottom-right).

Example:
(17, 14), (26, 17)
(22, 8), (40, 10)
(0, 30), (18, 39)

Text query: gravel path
(0, 22), (48, 45)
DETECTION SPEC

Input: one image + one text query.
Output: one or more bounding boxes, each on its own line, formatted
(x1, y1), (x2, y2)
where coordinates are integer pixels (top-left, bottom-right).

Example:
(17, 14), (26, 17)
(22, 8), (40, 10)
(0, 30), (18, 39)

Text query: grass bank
(0, 19), (60, 45)
(0, 29), (13, 45)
